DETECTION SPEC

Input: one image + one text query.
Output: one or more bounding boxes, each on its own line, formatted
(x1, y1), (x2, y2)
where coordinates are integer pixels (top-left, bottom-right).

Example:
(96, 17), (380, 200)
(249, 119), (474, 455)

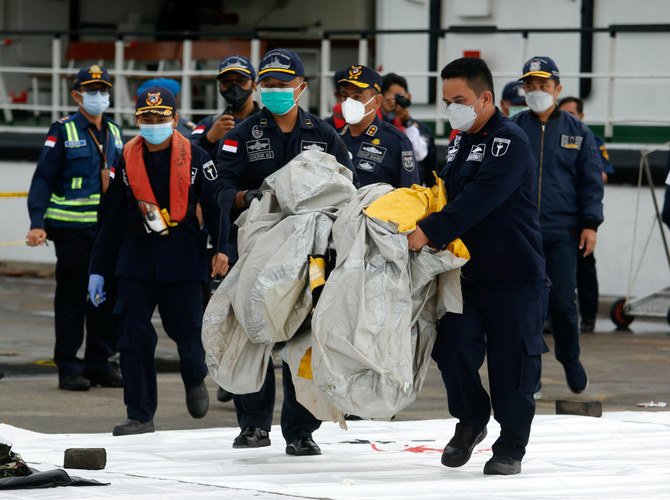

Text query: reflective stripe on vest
(49, 193), (100, 206)
(64, 121), (79, 142)
(108, 122), (123, 148)
(71, 177), (83, 190)
(44, 207), (98, 223)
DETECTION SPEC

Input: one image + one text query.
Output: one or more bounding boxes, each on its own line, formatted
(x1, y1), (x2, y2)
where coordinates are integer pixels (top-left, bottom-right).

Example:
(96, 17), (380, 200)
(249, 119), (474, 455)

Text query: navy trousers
(234, 357), (321, 443)
(115, 278), (208, 422)
(543, 236), (580, 363)
(432, 279), (549, 461)
(51, 227), (116, 377)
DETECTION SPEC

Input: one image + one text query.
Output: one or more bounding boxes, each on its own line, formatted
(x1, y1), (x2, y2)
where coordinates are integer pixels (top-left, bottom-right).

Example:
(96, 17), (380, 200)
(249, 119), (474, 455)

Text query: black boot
(233, 428), (271, 448)
(58, 374), (91, 391)
(441, 423), (487, 467)
(483, 455), (521, 475)
(185, 380), (209, 419)
(112, 419), (155, 436)
(216, 386), (234, 403)
(285, 437), (321, 456)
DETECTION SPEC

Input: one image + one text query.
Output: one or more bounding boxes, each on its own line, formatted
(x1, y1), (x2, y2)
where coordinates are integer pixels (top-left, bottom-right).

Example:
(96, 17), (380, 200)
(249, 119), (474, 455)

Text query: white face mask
(445, 94), (483, 132)
(525, 90), (555, 114)
(341, 96), (376, 125)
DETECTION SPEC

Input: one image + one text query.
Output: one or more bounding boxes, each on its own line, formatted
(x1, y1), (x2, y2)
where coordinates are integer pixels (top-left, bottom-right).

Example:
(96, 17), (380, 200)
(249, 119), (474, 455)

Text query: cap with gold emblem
(337, 65), (382, 93)
(135, 86), (177, 116)
(73, 64), (113, 89)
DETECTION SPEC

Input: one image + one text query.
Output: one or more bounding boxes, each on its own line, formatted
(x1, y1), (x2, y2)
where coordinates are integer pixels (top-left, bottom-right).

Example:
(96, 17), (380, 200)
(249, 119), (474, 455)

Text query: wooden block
(555, 400), (602, 417)
(63, 448), (107, 470)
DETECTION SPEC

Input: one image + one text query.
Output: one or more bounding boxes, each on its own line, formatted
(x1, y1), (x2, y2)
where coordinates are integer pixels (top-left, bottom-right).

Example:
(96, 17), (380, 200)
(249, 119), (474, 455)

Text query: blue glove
(88, 274), (106, 307)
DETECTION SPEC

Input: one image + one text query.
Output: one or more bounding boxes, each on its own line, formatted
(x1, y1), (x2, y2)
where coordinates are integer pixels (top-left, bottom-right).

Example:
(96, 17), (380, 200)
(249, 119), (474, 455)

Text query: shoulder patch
(491, 137), (511, 157)
(202, 160), (218, 181)
(560, 134), (583, 150)
(44, 135), (58, 148)
(402, 151), (415, 172)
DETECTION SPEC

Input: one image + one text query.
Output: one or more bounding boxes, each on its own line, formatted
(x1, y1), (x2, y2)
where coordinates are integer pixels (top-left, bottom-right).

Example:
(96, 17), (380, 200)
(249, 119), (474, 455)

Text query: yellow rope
(0, 192), (28, 198)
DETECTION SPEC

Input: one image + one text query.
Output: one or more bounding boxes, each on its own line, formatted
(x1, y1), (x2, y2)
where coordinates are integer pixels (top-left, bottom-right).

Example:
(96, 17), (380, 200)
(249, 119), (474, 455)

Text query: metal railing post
(250, 37), (261, 71)
(435, 34), (446, 136)
(181, 38), (193, 120)
(319, 37), (331, 118)
(521, 31), (529, 68)
(358, 35), (368, 66)
(605, 29), (616, 140)
(114, 36), (125, 125)
(51, 35), (61, 123)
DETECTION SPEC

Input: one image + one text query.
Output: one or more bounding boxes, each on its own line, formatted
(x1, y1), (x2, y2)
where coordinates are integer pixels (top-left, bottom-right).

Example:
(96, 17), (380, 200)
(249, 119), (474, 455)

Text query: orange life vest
(123, 131), (191, 223)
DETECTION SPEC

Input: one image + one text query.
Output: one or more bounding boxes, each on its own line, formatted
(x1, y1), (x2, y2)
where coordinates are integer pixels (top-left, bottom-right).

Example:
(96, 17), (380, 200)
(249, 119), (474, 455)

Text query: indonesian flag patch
(191, 125), (205, 136)
(109, 166), (116, 179)
(222, 139), (238, 153)
(44, 135), (57, 148)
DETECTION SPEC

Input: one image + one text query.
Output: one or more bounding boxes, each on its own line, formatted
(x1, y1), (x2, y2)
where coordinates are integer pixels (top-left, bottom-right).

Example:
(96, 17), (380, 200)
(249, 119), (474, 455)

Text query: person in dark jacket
(189, 55), (260, 161)
(88, 87), (229, 436)
(26, 65), (124, 392)
(408, 57), (548, 476)
(381, 73), (438, 186)
(336, 65), (419, 187)
(559, 96), (613, 333)
(216, 48), (355, 457)
(513, 57), (604, 394)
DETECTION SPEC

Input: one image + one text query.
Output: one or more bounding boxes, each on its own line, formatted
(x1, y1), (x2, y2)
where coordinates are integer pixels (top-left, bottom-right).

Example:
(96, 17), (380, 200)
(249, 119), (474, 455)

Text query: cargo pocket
(519, 334), (550, 393)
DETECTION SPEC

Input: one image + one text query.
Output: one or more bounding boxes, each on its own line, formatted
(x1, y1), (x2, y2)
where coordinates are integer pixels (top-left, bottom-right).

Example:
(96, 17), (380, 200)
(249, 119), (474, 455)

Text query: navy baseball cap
(135, 86), (176, 116)
(337, 65), (382, 93)
(137, 78), (181, 97)
(257, 49), (305, 82)
(73, 64), (112, 89)
(218, 55), (256, 81)
(521, 56), (560, 80)
(501, 81), (526, 105)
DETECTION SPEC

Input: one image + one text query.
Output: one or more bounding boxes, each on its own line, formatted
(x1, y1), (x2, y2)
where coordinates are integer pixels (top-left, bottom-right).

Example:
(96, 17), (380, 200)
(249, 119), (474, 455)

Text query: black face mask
(220, 84), (253, 112)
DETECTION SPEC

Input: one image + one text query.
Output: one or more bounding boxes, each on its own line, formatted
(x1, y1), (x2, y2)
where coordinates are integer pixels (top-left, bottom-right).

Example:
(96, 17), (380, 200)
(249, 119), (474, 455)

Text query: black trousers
(50, 227), (116, 377)
(432, 279), (549, 461)
(115, 278), (208, 422)
(234, 357), (321, 443)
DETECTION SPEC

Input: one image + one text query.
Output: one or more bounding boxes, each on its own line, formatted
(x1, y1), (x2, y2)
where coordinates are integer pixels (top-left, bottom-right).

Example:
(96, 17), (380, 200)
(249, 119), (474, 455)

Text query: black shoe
(441, 423), (487, 468)
(483, 455), (521, 475)
(185, 380), (209, 419)
(86, 364), (123, 388)
(580, 318), (596, 333)
(112, 418), (155, 436)
(58, 374), (91, 391)
(285, 437), (321, 456)
(563, 359), (589, 394)
(233, 427), (271, 448)
(217, 386), (234, 403)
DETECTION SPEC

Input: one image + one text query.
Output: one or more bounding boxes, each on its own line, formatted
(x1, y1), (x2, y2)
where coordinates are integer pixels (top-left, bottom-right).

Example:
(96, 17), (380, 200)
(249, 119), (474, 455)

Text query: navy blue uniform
(339, 115), (419, 187)
(418, 109), (548, 462)
(189, 103), (261, 161)
(216, 106), (354, 444)
(27, 111), (123, 379)
(89, 137), (224, 422)
(416, 120), (438, 186)
(513, 108), (603, 364)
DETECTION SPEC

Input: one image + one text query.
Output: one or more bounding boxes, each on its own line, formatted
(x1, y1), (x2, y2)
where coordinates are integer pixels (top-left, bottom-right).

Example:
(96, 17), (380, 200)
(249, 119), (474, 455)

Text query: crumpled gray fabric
(310, 185), (468, 419)
(202, 151), (355, 391)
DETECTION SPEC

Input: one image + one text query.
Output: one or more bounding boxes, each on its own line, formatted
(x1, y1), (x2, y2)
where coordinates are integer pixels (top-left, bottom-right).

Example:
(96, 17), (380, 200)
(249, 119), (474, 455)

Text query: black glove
(243, 189), (262, 208)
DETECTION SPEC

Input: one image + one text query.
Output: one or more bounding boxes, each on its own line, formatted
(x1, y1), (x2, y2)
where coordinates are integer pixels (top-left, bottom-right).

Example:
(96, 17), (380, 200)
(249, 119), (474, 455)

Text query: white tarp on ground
(1, 412), (668, 499)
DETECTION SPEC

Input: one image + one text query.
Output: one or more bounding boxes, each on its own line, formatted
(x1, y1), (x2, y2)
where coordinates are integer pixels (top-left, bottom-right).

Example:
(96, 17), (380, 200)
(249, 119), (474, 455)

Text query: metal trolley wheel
(609, 298), (634, 330)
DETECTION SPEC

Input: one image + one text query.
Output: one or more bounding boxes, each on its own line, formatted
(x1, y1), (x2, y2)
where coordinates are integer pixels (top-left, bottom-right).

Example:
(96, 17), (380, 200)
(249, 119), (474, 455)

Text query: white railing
(1, 26), (669, 137)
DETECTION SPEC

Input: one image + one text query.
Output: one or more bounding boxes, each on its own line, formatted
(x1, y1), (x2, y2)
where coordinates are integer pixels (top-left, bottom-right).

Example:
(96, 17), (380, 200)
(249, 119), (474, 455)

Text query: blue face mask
(260, 86), (304, 116)
(139, 121), (174, 145)
(79, 91), (110, 116)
